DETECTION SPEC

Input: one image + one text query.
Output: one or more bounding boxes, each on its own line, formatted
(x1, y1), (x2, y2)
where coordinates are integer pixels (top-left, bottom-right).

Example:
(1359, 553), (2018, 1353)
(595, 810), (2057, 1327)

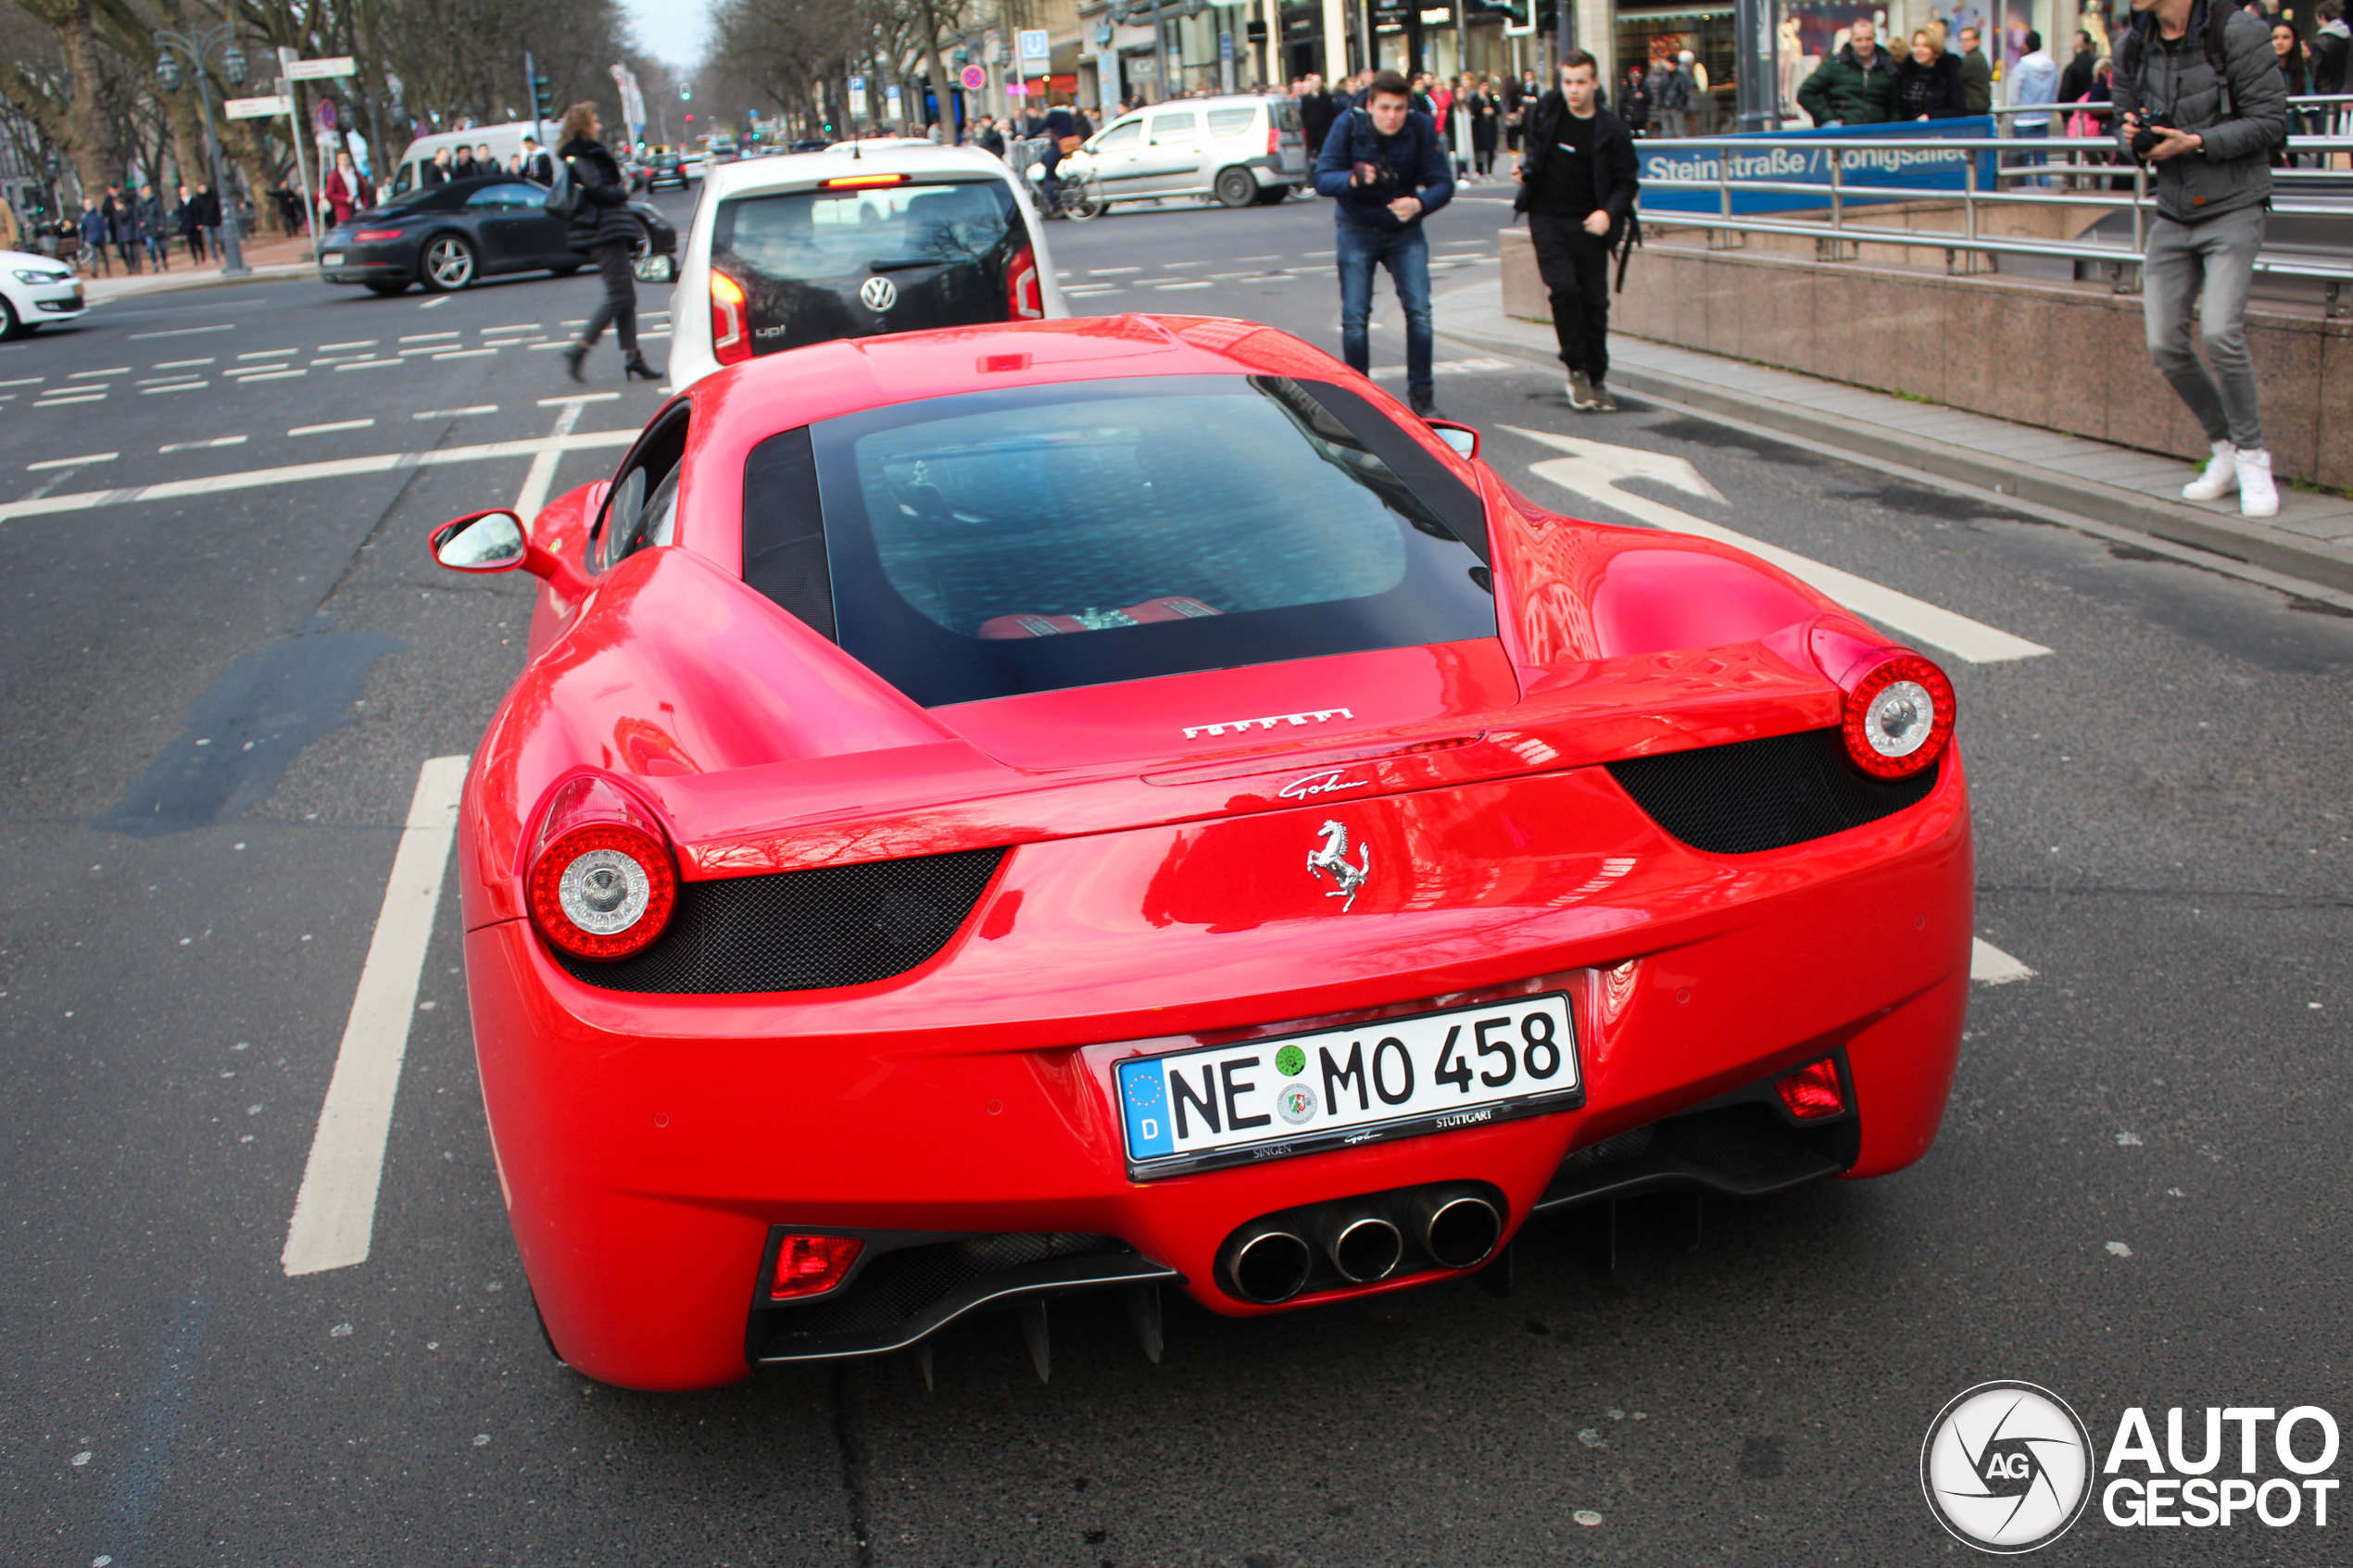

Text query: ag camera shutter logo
(1921, 1382), (2094, 1552)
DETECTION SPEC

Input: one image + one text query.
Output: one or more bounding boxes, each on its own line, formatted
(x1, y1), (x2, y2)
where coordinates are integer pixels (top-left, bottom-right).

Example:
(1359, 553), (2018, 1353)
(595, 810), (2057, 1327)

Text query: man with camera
(1314, 69), (1456, 418)
(1515, 50), (1641, 411)
(2114, 0), (2289, 518)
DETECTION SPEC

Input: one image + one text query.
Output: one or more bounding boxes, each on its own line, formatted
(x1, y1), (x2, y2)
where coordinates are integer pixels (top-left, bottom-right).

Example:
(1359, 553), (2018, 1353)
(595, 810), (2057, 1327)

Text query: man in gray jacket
(2113, 0), (2287, 518)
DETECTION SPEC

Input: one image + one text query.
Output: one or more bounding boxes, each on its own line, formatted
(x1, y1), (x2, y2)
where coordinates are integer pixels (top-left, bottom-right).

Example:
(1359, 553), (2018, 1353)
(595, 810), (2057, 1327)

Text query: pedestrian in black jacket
(557, 103), (660, 383)
(1312, 70), (1456, 416)
(1895, 30), (1969, 119)
(1515, 51), (1640, 410)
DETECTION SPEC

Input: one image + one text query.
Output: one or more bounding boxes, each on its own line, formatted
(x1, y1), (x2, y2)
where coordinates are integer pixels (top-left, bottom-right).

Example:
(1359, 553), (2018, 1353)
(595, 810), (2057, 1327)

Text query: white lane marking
(525, 341), (573, 351)
(27, 452), (117, 470)
(333, 359), (402, 370)
(1370, 357), (1517, 377)
(1163, 260), (1208, 269)
(418, 295), (448, 309)
(0, 428), (639, 523)
(68, 367), (131, 379)
(514, 401), (589, 521)
(130, 324), (233, 339)
(1971, 938), (2036, 985)
(1234, 254), (1282, 261)
(537, 393), (617, 405)
(398, 345), (458, 357)
(1508, 426), (2053, 665)
(318, 339), (378, 351)
(232, 370), (308, 383)
(1152, 281), (1215, 291)
(237, 348), (298, 360)
(0, 376), (44, 387)
(481, 323), (538, 333)
(136, 373), (203, 385)
(152, 358), (216, 369)
(139, 383), (205, 395)
(33, 393), (107, 406)
(290, 419), (376, 436)
(281, 756), (469, 1277)
(412, 405), (498, 420)
(637, 329), (672, 339)
(160, 435), (248, 453)
(560, 318), (588, 326)
(433, 348), (498, 360)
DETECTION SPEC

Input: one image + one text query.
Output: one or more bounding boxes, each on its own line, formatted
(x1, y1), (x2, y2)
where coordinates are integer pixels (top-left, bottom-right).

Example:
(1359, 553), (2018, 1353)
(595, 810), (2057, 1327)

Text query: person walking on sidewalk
(1516, 50), (1640, 412)
(76, 199), (111, 277)
(1313, 69), (1455, 419)
(137, 184), (170, 270)
(2114, 0), (2289, 517)
(1799, 18), (1903, 124)
(1958, 27), (1996, 112)
(557, 103), (661, 384)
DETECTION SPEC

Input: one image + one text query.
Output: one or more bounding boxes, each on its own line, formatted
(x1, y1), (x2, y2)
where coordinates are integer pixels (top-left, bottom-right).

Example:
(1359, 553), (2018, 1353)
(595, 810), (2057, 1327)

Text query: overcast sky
(623, 0), (709, 69)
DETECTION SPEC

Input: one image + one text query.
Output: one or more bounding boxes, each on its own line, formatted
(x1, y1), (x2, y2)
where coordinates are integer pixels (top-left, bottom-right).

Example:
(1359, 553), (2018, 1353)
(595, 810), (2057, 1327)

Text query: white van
(387, 122), (549, 199)
(1056, 94), (1308, 211)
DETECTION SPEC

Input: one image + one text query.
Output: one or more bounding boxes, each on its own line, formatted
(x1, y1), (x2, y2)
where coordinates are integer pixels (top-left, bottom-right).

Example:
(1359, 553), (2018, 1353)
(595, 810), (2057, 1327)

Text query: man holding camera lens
(1314, 69), (1456, 418)
(2114, 0), (2289, 518)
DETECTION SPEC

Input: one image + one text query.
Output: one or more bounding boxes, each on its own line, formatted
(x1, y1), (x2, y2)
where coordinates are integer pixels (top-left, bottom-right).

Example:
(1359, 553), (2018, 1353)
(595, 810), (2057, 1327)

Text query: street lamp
(153, 21), (251, 276)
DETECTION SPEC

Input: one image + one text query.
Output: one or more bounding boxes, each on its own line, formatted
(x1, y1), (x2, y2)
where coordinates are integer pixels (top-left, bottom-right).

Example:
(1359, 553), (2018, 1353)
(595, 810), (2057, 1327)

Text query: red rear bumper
(463, 751), (1972, 1389)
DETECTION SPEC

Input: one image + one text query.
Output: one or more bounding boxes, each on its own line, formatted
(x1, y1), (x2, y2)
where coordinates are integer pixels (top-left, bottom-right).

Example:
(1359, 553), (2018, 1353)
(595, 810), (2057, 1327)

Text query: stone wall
(1500, 228), (2350, 491)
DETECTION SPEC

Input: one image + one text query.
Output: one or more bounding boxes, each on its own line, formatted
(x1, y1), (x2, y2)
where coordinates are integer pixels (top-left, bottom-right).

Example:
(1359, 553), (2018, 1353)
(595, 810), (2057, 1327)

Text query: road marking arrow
(1503, 425), (2051, 665)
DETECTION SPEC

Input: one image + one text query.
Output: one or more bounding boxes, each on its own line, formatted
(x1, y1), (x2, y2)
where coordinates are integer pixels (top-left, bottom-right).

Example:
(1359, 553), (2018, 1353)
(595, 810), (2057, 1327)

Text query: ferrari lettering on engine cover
(1181, 707), (1354, 740)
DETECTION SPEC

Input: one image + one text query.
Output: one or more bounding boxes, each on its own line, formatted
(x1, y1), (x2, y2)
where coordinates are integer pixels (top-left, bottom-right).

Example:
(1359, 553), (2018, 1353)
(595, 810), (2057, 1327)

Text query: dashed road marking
(514, 401), (589, 521)
(139, 382), (205, 395)
(130, 324), (233, 339)
(318, 339), (378, 351)
(160, 435), (248, 453)
(27, 452), (117, 470)
(0, 427), (638, 522)
(0, 376), (43, 387)
(230, 369), (307, 383)
(33, 392), (107, 406)
(1370, 358), (1520, 378)
(413, 405), (498, 420)
(333, 359), (402, 370)
(290, 419), (376, 436)
(401, 331), (460, 343)
(1971, 939), (2036, 985)
(537, 393), (618, 405)
(418, 295), (448, 309)
(1090, 267), (1144, 275)
(68, 367), (131, 379)
(151, 358), (216, 370)
(433, 347), (497, 359)
(1152, 281), (1215, 291)
(236, 348), (298, 360)
(282, 755), (470, 1277)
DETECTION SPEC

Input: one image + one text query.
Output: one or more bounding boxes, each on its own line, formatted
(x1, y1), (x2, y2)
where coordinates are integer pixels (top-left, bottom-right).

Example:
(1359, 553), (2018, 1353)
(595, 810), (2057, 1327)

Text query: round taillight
(529, 822), (676, 960)
(1843, 654), (1955, 779)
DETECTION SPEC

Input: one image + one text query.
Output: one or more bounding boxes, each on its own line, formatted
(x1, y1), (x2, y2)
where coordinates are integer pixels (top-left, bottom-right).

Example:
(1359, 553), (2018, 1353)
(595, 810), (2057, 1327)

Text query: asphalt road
(1, 179), (2347, 1567)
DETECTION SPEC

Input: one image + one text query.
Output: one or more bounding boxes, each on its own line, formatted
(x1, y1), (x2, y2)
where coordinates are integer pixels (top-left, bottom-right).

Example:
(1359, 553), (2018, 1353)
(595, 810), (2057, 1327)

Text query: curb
(83, 262), (316, 306)
(1435, 307), (2353, 599)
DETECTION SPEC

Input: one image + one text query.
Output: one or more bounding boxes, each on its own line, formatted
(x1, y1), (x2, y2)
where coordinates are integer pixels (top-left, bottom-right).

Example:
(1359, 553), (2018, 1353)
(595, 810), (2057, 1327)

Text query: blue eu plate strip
(1119, 1058), (1173, 1160)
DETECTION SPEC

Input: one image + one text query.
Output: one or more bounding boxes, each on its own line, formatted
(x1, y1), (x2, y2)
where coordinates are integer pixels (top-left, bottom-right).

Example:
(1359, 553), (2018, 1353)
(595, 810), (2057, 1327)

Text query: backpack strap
(2206, 0), (2237, 119)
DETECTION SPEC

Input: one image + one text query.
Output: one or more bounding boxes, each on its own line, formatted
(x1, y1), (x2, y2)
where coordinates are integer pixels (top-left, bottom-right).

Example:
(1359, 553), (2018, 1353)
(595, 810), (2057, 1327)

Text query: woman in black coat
(1894, 30), (1969, 119)
(557, 102), (659, 383)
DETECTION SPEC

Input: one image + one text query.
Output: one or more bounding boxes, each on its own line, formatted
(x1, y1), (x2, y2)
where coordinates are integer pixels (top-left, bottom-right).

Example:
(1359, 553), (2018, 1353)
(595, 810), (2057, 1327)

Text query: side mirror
(634, 251), (677, 284)
(432, 509), (526, 571)
(1426, 420), (1480, 461)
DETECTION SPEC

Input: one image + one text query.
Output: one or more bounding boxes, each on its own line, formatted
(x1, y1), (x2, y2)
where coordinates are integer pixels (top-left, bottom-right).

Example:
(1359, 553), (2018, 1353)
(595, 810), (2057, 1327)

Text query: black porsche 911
(317, 175), (679, 296)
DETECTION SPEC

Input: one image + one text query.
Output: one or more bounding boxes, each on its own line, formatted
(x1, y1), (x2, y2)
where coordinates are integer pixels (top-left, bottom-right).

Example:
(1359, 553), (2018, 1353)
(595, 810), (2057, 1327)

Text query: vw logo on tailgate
(860, 275), (898, 312)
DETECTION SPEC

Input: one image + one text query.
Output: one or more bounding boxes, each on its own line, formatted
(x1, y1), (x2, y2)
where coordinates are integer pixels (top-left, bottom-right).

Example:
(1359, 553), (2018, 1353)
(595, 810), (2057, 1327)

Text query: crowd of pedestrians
(52, 181), (225, 276)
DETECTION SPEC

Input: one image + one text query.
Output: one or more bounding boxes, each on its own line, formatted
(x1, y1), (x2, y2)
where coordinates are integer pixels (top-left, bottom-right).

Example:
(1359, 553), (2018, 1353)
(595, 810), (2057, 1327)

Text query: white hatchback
(0, 247), (86, 339)
(1056, 95), (1309, 212)
(666, 144), (1067, 393)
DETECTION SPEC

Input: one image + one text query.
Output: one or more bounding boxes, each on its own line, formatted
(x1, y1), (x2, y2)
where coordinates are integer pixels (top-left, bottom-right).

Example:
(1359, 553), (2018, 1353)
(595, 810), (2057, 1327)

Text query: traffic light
(533, 69), (553, 119)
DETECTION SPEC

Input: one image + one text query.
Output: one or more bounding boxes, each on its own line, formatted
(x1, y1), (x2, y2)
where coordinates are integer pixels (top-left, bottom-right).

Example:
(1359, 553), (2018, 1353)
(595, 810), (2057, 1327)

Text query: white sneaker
(2235, 447), (2279, 519)
(2182, 441), (2237, 501)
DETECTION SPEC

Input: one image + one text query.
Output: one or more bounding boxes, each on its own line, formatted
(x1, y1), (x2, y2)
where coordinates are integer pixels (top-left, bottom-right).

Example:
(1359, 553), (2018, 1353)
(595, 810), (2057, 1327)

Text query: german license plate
(1118, 993), (1581, 1178)
(321, 251), (344, 266)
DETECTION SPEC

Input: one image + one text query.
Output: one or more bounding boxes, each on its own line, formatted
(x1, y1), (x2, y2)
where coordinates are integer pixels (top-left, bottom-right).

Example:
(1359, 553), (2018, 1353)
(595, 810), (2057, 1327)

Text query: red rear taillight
(526, 776), (677, 960)
(1841, 652), (1956, 780)
(1775, 1059), (1846, 1120)
(710, 270), (750, 365)
(771, 1235), (863, 1298)
(353, 229), (403, 242)
(1006, 243), (1043, 320)
(1268, 125), (1282, 157)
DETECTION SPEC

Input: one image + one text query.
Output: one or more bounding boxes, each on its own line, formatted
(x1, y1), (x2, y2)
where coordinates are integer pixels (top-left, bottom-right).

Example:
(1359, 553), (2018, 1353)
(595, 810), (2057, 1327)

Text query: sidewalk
(1434, 275), (2353, 597)
(77, 230), (317, 303)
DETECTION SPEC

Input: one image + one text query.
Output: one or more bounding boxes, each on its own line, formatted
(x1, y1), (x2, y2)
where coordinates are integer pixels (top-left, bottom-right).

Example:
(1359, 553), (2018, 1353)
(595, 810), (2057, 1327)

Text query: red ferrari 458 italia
(431, 314), (1969, 1392)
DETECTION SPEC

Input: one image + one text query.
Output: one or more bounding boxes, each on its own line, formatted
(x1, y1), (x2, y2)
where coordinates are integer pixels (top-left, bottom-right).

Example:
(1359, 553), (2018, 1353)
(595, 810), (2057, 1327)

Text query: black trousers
(1529, 214), (1614, 383)
(580, 241), (638, 354)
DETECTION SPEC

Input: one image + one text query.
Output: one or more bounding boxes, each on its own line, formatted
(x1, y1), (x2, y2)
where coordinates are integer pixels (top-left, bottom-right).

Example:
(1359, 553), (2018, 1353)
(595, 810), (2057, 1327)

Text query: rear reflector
(771, 1235), (863, 1298)
(1775, 1059), (1845, 1121)
(823, 172), (908, 189)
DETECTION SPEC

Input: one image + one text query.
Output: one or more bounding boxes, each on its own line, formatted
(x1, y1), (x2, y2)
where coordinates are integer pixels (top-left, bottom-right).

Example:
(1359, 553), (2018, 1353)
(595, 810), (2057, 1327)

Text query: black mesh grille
(766, 1234), (1128, 1339)
(552, 847), (1005, 994)
(1605, 728), (1938, 855)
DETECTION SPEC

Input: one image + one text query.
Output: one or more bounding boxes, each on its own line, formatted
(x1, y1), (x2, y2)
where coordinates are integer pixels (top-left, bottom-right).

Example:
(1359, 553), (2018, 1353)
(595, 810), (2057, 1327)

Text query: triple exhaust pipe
(1224, 1184), (1504, 1305)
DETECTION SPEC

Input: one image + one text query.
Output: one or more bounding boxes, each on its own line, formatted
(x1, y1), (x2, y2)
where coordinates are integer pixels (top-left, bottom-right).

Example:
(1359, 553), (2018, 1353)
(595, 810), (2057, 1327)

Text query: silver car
(1058, 94), (1309, 211)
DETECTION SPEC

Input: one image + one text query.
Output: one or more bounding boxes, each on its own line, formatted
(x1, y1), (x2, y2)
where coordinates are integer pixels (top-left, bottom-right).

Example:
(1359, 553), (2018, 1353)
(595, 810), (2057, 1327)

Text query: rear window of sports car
(740, 375), (1495, 708)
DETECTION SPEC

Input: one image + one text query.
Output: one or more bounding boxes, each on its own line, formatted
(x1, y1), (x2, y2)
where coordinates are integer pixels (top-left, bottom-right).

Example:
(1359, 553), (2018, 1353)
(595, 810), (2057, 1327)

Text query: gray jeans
(2142, 206), (2264, 451)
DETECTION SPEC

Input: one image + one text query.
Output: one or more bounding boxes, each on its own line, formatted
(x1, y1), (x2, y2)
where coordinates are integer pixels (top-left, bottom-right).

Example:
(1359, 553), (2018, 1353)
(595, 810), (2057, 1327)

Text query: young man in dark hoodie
(1313, 69), (1456, 418)
(1515, 51), (1641, 411)
(2113, 0), (2288, 517)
